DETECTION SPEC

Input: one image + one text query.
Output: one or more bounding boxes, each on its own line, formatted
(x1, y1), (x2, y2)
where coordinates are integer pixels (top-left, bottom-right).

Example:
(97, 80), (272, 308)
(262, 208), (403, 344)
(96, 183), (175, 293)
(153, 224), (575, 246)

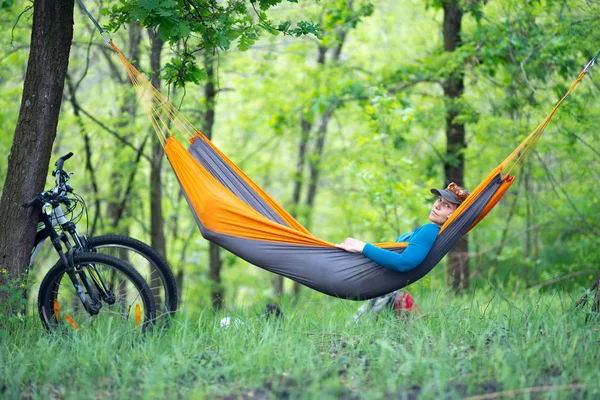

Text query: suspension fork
(40, 212), (100, 314)
(59, 218), (113, 304)
(63, 234), (104, 314)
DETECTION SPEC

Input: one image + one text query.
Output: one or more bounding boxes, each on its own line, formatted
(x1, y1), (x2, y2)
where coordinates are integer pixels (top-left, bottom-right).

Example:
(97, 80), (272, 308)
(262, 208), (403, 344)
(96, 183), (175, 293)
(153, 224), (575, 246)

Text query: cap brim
(430, 188), (462, 204)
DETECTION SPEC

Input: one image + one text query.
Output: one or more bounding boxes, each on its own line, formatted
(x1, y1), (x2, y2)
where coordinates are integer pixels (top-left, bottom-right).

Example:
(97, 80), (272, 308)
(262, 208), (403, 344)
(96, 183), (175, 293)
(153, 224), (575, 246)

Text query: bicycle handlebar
(53, 152), (74, 187)
(23, 152), (76, 209)
(22, 192), (72, 209)
(55, 152), (73, 171)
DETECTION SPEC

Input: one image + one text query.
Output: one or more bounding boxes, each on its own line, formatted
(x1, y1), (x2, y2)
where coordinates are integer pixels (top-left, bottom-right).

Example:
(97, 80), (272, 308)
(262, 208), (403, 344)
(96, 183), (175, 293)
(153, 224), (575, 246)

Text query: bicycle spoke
(55, 281), (142, 297)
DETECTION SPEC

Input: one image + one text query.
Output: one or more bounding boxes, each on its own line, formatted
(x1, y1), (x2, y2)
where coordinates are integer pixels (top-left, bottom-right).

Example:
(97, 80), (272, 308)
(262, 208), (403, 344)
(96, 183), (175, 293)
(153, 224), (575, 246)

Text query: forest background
(1, 0), (599, 314)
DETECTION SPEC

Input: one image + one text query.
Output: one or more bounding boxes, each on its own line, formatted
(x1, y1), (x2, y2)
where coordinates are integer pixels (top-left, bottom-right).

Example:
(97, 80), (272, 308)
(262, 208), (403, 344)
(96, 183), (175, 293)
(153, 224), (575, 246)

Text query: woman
(336, 182), (469, 272)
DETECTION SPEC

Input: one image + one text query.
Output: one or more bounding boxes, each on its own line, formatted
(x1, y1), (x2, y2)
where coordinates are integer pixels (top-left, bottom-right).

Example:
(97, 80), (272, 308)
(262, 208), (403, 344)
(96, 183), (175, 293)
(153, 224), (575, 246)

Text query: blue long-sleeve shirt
(361, 224), (441, 272)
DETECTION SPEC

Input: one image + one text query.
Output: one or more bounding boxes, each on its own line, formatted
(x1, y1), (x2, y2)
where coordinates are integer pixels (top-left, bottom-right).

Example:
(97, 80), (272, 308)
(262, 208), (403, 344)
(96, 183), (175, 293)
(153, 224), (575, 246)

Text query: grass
(1, 286), (599, 399)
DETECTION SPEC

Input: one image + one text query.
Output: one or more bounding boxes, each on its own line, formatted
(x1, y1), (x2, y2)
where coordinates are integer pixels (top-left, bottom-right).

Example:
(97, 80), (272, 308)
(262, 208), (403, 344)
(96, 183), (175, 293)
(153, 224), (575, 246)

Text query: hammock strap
(74, 0), (112, 43)
(502, 63), (594, 178)
(110, 41), (195, 146)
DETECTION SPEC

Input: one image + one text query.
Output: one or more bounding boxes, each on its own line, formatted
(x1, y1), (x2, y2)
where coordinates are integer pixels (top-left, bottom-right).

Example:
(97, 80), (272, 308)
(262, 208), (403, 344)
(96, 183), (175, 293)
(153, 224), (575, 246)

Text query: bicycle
(26, 152), (176, 330)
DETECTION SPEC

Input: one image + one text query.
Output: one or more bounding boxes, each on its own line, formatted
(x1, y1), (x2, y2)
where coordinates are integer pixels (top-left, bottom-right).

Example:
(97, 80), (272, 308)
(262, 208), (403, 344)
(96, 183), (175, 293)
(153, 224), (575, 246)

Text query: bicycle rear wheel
(86, 235), (178, 321)
(38, 253), (156, 333)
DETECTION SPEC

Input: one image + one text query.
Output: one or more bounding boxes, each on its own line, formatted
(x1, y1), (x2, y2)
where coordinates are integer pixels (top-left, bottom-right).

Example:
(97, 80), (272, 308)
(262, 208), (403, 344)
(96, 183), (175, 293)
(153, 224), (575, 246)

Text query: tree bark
(274, 35), (343, 298)
(290, 32), (346, 297)
(441, 0), (469, 293)
(0, 0), (74, 315)
(149, 31), (167, 304)
(107, 22), (142, 230)
(524, 165), (534, 286)
(202, 52), (224, 309)
(272, 116), (311, 298)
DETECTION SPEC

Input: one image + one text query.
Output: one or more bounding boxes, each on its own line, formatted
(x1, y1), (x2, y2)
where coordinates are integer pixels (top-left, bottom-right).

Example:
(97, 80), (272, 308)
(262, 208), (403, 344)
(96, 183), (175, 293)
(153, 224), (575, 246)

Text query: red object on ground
(394, 292), (415, 314)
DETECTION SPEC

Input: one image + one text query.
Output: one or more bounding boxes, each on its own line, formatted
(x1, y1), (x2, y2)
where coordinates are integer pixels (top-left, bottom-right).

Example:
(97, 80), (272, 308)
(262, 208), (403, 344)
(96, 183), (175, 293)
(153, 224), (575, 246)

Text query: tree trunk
(0, 0), (74, 316)
(107, 22), (142, 230)
(149, 31), (166, 304)
(524, 166), (533, 286)
(441, 0), (469, 293)
(202, 52), (224, 309)
(276, 40), (338, 297)
(292, 106), (336, 297)
(272, 115), (311, 298)
(291, 33), (347, 297)
(304, 107), (336, 227)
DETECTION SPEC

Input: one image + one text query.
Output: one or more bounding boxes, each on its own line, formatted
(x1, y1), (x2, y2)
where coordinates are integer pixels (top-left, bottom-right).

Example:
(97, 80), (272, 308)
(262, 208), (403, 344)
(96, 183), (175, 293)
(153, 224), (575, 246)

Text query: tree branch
(534, 151), (598, 234)
(529, 270), (600, 290)
(387, 78), (442, 95)
(111, 134), (149, 227)
(77, 107), (150, 162)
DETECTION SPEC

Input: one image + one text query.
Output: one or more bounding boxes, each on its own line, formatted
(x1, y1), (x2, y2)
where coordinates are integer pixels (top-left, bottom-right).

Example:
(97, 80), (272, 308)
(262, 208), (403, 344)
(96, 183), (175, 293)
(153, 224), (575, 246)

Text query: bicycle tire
(38, 252), (156, 333)
(86, 235), (178, 319)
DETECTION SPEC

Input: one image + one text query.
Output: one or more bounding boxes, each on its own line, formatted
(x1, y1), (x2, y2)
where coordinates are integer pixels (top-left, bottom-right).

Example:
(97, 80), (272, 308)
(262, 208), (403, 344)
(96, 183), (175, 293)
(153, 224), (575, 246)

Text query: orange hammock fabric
(107, 41), (591, 299)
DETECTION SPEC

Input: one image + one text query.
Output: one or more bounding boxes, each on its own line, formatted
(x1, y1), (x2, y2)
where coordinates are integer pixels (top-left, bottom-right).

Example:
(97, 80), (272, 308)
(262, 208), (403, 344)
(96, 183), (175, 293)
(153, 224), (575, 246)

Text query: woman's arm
(360, 224), (440, 272)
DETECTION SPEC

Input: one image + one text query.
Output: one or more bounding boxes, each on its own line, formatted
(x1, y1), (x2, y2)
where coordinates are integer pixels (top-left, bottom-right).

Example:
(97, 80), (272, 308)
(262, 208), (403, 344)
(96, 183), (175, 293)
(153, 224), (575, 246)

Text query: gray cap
(430, 185), (469, 205)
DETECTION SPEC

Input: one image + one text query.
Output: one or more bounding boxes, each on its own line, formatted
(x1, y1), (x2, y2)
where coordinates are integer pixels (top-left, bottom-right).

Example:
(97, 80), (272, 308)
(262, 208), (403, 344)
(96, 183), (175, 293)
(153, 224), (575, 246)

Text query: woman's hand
(335, 237), (366, 253)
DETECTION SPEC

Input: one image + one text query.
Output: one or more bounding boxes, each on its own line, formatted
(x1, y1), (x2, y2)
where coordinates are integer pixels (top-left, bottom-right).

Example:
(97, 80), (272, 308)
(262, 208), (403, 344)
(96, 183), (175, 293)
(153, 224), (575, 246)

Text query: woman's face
(429, 197), (458, 226)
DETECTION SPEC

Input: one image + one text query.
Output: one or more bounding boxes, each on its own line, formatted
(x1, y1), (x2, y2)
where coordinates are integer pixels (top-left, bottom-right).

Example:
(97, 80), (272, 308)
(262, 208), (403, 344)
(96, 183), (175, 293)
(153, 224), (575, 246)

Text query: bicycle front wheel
(38, 253), (156, 333)
(86, 235), (178, 321)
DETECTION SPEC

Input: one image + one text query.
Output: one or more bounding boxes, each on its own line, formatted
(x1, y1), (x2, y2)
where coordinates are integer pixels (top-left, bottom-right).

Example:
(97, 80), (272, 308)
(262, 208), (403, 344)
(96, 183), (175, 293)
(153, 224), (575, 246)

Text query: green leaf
(138, 0), (160, 12)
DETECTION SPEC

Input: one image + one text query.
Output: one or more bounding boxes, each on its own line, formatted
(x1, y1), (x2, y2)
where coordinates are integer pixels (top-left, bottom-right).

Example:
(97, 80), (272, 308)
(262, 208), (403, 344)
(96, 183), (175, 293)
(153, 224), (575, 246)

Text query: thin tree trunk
(276, 42), (331, 297)
(202, 52), (224, 308)
(149, 31), (166, 304)
(0, 0), (74, 317)
(441, 0), (469, 293)
(524, 166), (533, 286)
(292, 106), (337, 297)
(273, 116), (311, 298)
(290, 31), (346, 296)
(304, 107), (336, 226)
(274, 0), (358, 297)
(107, 22), (142, 230)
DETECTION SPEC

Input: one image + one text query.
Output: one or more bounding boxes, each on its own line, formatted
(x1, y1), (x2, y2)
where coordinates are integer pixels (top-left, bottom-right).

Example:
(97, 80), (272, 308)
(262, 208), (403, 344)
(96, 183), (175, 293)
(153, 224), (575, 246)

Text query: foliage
(101, 0), (323, 86)
(162, 53), (207, 87)
(0, 269), (30, 327)
(103, 0), (322, 50)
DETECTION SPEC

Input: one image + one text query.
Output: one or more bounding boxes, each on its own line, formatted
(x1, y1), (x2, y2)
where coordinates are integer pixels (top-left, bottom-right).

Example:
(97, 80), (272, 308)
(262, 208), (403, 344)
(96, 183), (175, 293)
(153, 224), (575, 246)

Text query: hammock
(106, 41), (595, 300)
